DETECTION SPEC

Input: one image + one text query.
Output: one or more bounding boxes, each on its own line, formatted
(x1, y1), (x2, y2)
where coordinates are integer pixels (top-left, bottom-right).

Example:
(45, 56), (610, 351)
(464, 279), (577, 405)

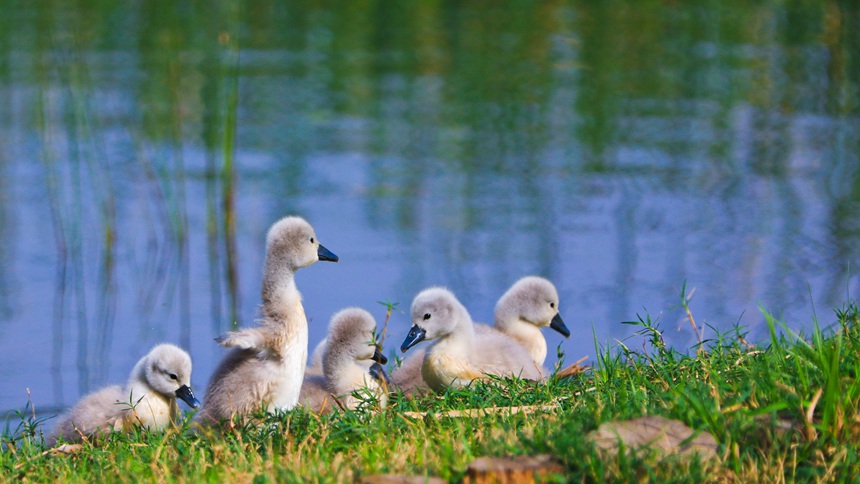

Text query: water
(1, 1), (859, 419)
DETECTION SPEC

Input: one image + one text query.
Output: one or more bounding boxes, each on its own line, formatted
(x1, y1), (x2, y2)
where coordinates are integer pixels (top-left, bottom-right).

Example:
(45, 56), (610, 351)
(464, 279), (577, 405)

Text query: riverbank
(4, 302), (860, 482)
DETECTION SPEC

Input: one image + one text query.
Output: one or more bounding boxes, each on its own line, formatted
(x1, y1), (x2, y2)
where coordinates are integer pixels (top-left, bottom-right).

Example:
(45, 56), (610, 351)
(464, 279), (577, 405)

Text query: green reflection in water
(0, 0), (858, 410)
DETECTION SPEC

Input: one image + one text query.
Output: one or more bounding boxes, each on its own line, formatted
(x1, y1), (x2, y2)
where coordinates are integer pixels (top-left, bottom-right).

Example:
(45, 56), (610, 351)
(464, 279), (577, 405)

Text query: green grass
(5, 301), (860, 482)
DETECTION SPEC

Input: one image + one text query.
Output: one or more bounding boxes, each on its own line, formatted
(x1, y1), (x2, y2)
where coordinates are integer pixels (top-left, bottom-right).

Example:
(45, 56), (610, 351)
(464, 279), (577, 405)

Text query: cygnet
(489, 276), (569, 366)
(299, 308), (388, 413)
(47, 343), (199, 446)
(400, 287), (541, 392)
(196, 216), (337, 423)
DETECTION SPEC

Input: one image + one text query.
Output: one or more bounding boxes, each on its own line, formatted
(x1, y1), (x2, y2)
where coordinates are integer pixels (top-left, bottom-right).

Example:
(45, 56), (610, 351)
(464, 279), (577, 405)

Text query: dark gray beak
(372, 347), (388, 365)
(175, 384), (201, 409)
(369, 362), (390, 384)
(317, 244), (338, 262)
(550, 313), (570, 337)
(400, 325), (426, 353)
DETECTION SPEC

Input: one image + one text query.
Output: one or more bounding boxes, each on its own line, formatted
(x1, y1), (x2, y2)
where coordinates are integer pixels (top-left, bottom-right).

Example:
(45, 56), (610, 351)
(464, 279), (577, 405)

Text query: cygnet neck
(327, 358), (371, 396)
(261, 265), (300, 320)
(322, 348), (352, 390)
(435, 311), (476, 359)
(125, 358), (178, 428)
(495, 307), (547, 365)
(126, 358), (169, 403)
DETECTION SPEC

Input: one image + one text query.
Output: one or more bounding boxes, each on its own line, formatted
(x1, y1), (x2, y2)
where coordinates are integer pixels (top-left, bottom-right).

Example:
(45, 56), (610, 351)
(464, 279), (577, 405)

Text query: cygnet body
(299, 308), (388, 413)
(196, 216), (338, 423)
(400, 287), (541, 392)
(47, 344), (199, 446)
(489, 276), (569, 366)
(389, 348), (427, 395)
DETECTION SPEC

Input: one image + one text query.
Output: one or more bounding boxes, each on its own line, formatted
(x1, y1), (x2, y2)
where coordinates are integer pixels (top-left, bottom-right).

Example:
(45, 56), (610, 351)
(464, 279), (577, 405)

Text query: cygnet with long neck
(196, 216), (338, 423)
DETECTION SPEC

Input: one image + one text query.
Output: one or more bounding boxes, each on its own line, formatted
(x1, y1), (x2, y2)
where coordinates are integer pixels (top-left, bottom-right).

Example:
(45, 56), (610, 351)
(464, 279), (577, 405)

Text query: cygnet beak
(175, 384), (201, 409)
(400, 325), (426, 353)
(549, 313), (570, 338)
(317, 244), (339, 262)
(369, 362), (390, 384)
(371, 347), (388, 365)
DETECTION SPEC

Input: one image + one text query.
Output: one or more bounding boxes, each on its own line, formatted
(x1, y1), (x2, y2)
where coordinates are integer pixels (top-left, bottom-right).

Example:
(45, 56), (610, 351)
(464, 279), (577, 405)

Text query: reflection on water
(0, 1), (859, 417)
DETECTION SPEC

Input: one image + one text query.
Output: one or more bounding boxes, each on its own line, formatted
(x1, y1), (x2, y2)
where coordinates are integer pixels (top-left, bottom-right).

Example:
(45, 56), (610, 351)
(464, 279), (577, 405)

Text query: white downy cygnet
(391, 276), (568, 393)
(488, 276), (569, 366)
(299, 308), (388, 413)
(47, 343), (199, 446)
(196, 216), (338, 424)
(400, 287), (542, 392)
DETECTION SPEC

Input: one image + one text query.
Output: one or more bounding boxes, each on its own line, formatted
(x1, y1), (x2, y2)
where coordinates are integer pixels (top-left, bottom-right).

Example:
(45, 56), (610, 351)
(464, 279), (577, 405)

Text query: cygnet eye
(310, 237), (315, 244)
(168, 373), (178, 381)
(550, 302), (555, 309)
(423, 313), (431, 320)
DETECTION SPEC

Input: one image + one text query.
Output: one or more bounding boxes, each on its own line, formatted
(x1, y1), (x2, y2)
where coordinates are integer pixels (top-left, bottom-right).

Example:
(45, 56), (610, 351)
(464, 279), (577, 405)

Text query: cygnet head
(141, 344), (200, 409)
(324, 308), (387, 367)
(496, 276), (569, 337)
(401, 287), (468, 352)
(266, 216), (338, 271)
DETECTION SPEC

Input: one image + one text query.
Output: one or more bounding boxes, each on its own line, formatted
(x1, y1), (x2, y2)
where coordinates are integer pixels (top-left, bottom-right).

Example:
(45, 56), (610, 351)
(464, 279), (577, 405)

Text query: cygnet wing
(390, 349), (429, 395)
(471, 331), (544, 380)
(47, 385), (125, 446)
(298, 374), (336, 414)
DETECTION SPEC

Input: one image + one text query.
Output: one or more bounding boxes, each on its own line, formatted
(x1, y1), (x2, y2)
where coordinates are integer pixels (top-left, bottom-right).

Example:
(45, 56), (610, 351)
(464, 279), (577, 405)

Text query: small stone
(588, 416), (718, 460)
(51, 443), (83, 455)
(464, 454), (564, 484)
(359, 475), (446, 484)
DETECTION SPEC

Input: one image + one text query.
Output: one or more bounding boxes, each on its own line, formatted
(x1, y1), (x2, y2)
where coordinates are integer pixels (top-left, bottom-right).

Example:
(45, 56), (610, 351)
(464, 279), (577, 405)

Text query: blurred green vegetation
(1, 0), (855, 166)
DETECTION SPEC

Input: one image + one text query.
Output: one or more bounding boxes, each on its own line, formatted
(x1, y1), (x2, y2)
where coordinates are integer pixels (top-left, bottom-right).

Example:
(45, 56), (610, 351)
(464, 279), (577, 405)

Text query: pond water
(1, 1), (859, 419)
